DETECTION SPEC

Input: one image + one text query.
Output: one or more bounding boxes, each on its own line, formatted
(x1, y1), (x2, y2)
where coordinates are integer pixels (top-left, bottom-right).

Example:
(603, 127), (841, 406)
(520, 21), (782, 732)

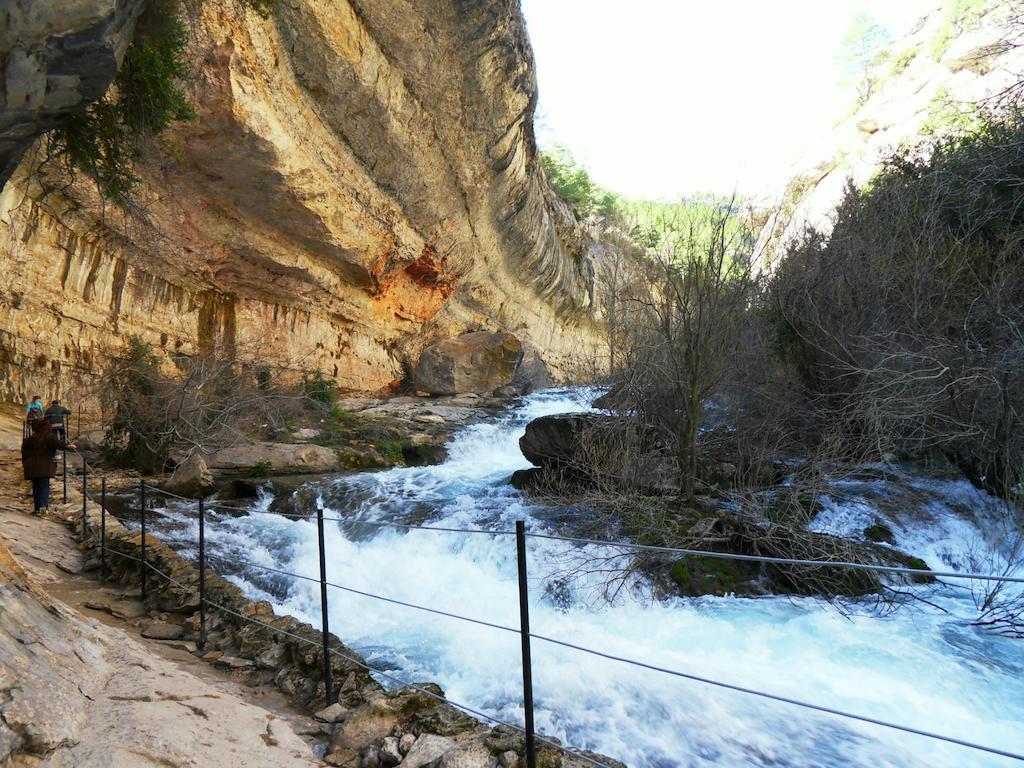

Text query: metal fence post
(140, 480), (147, 601)
(62, 450), (67, 504)
(516, 520), (537, 768)
(100, 478), (107, 581)
(198, 496), (207, 651)
(81, 459), (88, 540)
(316, 505), (334, 705)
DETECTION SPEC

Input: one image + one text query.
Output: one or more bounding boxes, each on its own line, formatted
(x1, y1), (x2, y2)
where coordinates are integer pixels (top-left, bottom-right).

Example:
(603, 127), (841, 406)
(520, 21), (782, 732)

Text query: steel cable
(138, 561), (610, 768)
(138, 484), (1024, 584)
(527, 631), (1024, 762)
(184, 555), (1024, 761)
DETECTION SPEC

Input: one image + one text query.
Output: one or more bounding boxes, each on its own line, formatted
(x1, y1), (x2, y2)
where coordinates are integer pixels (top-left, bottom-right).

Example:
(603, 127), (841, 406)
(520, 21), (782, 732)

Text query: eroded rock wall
(0, 0), (606, 403)
(0, 0), (147, 185)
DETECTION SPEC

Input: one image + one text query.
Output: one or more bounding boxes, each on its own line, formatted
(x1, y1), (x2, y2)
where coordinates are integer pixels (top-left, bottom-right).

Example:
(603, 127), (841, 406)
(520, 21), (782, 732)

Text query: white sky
(521, 0), (938, 200)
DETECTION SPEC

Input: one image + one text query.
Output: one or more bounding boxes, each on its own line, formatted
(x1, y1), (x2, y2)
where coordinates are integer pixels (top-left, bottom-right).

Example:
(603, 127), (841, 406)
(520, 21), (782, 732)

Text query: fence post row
(100, 478), (107, 581)
(140, 480), (147, 601)
(316, 505), (334, 706)
(65, 480), (1024, 767)
(515, 520), (538, 768)
(81, 459), (88, 539)
(198, 496), (207, 651)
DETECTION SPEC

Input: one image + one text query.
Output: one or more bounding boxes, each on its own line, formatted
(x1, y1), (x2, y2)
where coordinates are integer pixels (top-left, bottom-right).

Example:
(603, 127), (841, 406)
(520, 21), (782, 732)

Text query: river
(146, 389), (1024, 767)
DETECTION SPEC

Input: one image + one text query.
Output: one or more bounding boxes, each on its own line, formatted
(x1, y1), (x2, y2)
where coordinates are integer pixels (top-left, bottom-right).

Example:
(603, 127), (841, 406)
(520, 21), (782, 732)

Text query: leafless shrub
(91, 333), (330, 472)
(966, 491), (1024, 637)
(767, 108), (1024, 498)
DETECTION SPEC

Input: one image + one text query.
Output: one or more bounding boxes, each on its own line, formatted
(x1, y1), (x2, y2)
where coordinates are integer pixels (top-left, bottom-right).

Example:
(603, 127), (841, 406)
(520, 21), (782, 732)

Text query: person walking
(24, 394), (43, 424)
(23, 395), (44, 440)
(21, 420), (75, 516)
(45, 399), (72, 441)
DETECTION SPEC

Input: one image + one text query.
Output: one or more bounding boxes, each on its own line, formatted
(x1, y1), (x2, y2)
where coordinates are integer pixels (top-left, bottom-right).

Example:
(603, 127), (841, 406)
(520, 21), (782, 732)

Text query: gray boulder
(518, 413), (606, 467)
(413, 332), (523, 395)
(518, 413), (681, 494)
(398, 734), (455, 768)
(1, 0), (148, 186)
(510, 341), (553, 394)
(436, 739), (494, 768)
(165, 453), (214, 498)
(379, 736), (402, 766)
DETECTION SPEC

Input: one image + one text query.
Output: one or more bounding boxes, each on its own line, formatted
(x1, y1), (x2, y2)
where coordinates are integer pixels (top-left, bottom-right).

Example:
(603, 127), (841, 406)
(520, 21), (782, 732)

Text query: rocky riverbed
(0, 445), (620, 768)
(132, 390), (1024, 767)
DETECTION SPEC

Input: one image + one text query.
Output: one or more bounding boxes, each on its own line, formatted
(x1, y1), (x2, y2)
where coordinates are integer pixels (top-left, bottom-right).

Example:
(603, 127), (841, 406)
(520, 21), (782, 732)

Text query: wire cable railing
(138, 555), (612, 768)
(152, 490), (1024, 586)
(233, 533), (1024, 763)
(526, 632), (1024, 762)
(524, 531), (1024, 585)
(74, 473), (1024, 767)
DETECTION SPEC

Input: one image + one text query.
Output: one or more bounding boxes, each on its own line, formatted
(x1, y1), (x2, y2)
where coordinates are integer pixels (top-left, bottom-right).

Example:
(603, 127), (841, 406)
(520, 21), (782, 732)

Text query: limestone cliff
(760, 0), (1024, 257)
(0, 0), (605, 403)
(0, 0), (148, 185)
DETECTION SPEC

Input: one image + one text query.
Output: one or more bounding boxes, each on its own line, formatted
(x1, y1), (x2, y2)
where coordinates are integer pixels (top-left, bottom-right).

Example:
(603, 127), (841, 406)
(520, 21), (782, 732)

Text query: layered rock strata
(0, 0), (606, 404)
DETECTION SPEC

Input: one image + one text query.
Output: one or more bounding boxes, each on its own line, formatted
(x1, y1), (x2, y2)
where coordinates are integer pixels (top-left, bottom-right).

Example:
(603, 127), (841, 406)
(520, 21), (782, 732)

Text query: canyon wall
(760, 0), (1024, 260)
(0, 0), (606, 404)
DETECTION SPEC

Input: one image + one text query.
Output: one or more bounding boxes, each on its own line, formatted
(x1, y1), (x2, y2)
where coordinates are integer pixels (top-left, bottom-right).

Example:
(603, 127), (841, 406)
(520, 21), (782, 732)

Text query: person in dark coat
(45, 399), (72, 441)
(21, 420), (75, 515)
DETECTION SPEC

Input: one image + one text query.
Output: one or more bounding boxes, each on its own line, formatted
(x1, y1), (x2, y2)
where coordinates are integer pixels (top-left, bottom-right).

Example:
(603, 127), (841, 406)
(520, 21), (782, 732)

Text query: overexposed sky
(521, 0), (937, 199)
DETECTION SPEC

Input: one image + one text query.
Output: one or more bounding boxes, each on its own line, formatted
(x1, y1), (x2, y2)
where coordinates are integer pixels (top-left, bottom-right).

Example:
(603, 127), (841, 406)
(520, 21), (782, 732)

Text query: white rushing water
(150, 390), (1024, 767)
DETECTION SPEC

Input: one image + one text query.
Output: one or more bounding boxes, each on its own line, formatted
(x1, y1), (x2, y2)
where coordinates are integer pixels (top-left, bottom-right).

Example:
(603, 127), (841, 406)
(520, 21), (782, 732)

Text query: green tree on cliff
(49, 0), (193, 200)
(838, 13), (892, 104)
(540, 146), (619, 220)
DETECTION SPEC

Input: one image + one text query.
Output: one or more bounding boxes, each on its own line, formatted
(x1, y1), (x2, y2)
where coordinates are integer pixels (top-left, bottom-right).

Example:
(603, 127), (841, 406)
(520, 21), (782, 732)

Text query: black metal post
(100, 478), (107, 581)
(198, 496), (207, 651)
(516, 520), (537, 768)
(316, 505), (334, 705)
(81, 458), (88, 539)
(62, 450), (67, 504)
(140, 480), (147, 601)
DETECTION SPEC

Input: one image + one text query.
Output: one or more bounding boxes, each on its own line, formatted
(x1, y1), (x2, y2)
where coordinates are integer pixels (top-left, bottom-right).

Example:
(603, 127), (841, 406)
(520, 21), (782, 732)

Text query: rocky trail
(0, 449), (325, 767)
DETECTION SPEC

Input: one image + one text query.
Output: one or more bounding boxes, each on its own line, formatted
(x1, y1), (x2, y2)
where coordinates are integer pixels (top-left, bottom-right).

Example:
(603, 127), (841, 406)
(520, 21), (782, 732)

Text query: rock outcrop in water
(0, 0), (607, 403)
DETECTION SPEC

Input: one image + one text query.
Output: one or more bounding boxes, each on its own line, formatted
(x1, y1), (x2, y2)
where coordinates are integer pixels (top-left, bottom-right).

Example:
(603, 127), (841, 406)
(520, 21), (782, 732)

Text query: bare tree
(966, 488), (1024, 637)
(94, 333), (329, 472)
(613, 197), (760, 501)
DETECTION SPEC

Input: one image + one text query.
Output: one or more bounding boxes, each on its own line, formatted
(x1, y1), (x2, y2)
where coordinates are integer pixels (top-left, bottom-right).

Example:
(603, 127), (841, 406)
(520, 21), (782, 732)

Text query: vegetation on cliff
(525, 102), (1023, 619)
(770, 107), (1024, 499)
(99, 337), (456, 476)
(48, 0), (193, 200)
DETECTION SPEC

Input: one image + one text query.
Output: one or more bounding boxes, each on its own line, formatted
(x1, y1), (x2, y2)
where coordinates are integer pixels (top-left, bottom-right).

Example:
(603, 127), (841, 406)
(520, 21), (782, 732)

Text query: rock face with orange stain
(0, 0), (608, 402)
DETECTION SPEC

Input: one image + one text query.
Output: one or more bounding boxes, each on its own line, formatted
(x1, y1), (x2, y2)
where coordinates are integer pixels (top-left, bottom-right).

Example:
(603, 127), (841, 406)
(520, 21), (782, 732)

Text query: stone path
(0, 450), (324, 767)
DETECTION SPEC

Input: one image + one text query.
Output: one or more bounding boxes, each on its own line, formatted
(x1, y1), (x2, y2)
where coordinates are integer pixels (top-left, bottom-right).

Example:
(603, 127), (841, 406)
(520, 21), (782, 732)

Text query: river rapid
(147, 389), (1024, 767)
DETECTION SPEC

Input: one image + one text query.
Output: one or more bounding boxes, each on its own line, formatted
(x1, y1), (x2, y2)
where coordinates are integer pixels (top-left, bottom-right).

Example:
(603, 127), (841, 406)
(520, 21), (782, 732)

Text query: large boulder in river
(413, 332), (550, 396)
(165, 454), (215, 498)
(519, 413), (605, 467)
(519, 413), (681, 494)
(510, 341), (554, 393)
(206, 443), (340, 474)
